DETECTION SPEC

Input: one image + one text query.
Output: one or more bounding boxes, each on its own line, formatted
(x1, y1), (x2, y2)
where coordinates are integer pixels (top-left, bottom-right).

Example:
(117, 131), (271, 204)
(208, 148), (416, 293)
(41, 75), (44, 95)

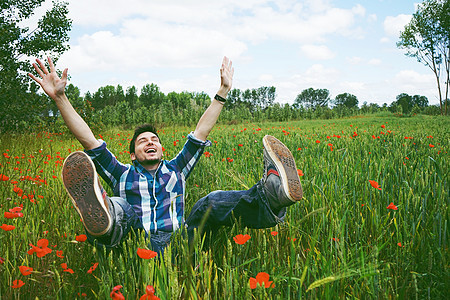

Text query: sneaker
(61, 151), (112, 236)
(262, 135), (303, 210)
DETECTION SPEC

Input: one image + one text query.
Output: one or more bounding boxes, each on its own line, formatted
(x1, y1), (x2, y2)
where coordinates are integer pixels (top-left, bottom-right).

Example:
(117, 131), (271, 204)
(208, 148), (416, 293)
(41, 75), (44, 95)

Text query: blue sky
(27, 0), (438, 106)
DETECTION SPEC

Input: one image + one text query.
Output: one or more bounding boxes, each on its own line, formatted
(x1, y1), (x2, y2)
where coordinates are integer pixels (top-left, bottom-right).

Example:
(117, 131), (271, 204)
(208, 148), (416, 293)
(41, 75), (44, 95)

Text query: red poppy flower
(13, 186), (23, 196)
(87, 262), (99, 274)
(369, 180), (381, 190)
(271, 231), (278, 236)
(1, 224), (15, 231)
(4, 211), (23, 219)
(0, 257), (4, 264)
(140, 285), (160, 300)
(429, 144), (435, 148)
(233, 234), (251, 245)
(27, 238), (52, 257)
(0, 174), (9, 181)
(249, 272), (275, 289)
(397, 242), (403, 247)
(64, 268), (74, 274)
(381, 125), (385, 128)
(11, 279), (25, 289)
(76, 234), (87, 242)
(56, 250), (64, 258)
(297, 169), (304, 177)
(387, 202), (398, 210)
(10, 206), (23, 212)
(315, 140), (321, 144)
(137, 248), (158, 259)
(61, 263), (74, 273)
(110, 285), (125, 300)
(19, 265), (33, 276)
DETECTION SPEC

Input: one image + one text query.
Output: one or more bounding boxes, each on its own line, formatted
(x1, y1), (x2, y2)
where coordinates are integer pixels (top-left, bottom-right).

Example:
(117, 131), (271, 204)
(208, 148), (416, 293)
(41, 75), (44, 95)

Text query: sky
(25, 0), (439, 106)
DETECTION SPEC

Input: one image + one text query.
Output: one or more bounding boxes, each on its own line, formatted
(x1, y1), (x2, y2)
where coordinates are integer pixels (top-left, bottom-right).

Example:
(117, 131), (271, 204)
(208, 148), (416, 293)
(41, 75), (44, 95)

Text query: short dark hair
(129, 124), (159, 154)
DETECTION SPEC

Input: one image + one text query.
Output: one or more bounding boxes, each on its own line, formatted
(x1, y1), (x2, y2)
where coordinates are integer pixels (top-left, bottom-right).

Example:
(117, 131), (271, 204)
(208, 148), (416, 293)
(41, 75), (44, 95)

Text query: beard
(140, 157), (161, 166)
(137, 155), (162, 169)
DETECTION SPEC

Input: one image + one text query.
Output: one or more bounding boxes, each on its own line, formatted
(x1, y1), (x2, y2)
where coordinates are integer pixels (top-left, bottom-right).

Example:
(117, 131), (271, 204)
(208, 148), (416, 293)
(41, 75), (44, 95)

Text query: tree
(140, 83), (164, 107)
(125, 86), (138, 109)
(66, 84), (83, 110)
(395, 93), (414, 114)
(412, 94), (429, 107)
(0, 0), (71, 130)
(397, 0), (449, 115)
(333, 93), (359, 109)
(91, 85), (124, 110)
(294, 88), (330, 110)
(257, 86), (276, 109)
(390, 93), (429, 114)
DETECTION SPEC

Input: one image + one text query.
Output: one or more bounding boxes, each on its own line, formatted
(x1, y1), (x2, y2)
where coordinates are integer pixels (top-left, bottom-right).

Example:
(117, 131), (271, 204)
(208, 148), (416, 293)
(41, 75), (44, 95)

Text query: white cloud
(368, 14), (377, 22)
(393, 70), (435, 93)
(301, 45), (335, 60)
(258, 74), (274, 82)
(347, 56), (363, 65)
(67, 0), (367, 44)
(303, 64), (340, 85)
(383, 14), (411, 37)
(60, 24), (247, 73)
(368, 58), (382, 65)
(58, 0), (368, 84)
(345, 57), (381, 66)
(352, 4), (366, 16)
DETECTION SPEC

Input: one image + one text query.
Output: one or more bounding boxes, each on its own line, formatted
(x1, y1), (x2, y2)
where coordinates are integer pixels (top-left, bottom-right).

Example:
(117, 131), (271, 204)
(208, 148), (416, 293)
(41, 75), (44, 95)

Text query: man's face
(130, 132), (163, 169)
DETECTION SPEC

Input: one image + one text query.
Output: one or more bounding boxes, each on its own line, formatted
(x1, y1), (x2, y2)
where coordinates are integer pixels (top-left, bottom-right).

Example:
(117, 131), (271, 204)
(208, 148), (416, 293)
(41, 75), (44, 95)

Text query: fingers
(28, 72), (41, 85)
(32, 62), (45, 79)
(61, 68), (68, 81)
(36, 58), (49, 75)
(221, 56), (234, 79)
(222, 56), (232, 70)
(48, 57), (55, 73)
(30, 57), (65, 83)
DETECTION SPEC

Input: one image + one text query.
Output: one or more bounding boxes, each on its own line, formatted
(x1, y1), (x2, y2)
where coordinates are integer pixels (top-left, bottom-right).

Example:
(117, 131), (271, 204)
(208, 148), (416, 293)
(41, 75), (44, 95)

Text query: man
(29, 57), (303, 254)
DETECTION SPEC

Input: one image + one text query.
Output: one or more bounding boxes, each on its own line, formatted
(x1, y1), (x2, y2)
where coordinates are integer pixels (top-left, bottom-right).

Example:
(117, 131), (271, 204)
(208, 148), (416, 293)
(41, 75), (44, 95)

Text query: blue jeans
(86, 180), (286, 254)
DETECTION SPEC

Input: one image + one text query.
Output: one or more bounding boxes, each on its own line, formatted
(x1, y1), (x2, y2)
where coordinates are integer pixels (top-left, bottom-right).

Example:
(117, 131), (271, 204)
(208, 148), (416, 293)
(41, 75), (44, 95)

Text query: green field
(0, 115), (448, 299)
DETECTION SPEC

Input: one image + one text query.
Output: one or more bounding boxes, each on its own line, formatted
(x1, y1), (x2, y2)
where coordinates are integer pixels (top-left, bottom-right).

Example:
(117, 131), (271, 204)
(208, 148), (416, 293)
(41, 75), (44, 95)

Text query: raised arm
(28, 57), (100, 150)
(193, 56), (234, 141)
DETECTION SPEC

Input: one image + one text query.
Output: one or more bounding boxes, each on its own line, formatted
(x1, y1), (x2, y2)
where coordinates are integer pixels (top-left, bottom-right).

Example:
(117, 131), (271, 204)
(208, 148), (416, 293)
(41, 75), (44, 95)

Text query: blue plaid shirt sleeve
(84, 140), (129, 190)
(169, 132), (211, 180)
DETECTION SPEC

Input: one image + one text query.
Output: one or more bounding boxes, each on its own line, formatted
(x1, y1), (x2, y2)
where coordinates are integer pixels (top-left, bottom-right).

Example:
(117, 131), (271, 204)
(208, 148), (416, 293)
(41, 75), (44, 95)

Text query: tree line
(34, 82), (440, 133)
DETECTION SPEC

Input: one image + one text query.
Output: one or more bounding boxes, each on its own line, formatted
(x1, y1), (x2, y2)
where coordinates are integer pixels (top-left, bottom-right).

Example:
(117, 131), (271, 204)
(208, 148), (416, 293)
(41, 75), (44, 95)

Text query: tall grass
(0, 115), (448, 299)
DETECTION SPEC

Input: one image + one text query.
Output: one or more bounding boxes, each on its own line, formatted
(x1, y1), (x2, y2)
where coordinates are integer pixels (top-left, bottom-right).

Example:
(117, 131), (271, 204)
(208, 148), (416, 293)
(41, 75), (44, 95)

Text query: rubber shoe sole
(61, 151), (112, 236)
(263, 135), (303, 201)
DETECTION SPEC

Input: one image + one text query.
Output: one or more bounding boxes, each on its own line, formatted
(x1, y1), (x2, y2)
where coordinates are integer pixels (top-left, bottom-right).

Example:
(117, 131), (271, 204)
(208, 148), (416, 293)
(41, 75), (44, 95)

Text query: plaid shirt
(85, 133), (211, 233)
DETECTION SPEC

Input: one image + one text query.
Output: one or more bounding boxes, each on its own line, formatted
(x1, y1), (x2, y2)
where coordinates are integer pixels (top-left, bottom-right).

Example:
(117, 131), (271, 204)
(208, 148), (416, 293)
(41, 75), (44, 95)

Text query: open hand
(28, 57), (68, 100)
(220, 56), (234, 94)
